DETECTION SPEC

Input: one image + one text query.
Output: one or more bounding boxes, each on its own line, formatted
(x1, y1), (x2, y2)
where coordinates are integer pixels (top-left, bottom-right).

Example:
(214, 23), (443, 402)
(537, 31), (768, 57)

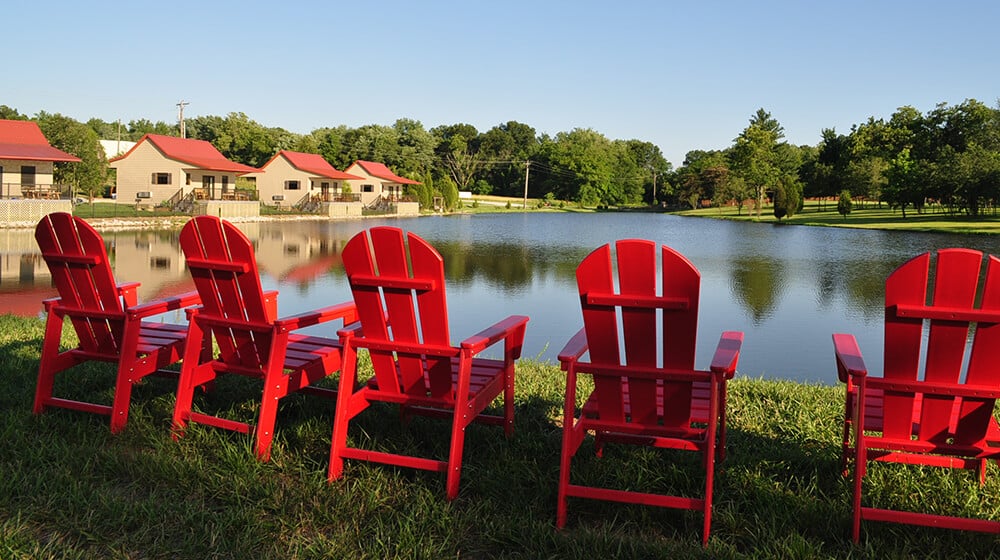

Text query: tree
(837, 190), (852, 219)
(432, 123), (482, 191)
(730, 109), (784, 218)
(439, 175), (460, 210)
(0, 105), (27, 120)
(36, 113), (107, 201)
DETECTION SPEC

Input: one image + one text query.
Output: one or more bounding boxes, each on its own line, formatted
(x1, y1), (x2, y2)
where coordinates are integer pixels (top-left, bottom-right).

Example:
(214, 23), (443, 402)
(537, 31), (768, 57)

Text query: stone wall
(193, 201), (260, 219)
(0, 200), (73, 227)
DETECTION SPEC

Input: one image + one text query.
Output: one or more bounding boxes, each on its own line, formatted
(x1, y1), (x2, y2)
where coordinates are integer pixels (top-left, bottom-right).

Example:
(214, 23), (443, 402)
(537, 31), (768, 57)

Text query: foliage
(837, 190), (852, 219)
(36, 112), (108, 200)
(439, 175), (460, 210)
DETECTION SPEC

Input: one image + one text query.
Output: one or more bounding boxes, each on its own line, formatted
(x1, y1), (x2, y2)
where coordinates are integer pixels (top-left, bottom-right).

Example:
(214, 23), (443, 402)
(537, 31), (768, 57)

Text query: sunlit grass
(3, 313), (1000, 558)
(676, 202), (1000, 235)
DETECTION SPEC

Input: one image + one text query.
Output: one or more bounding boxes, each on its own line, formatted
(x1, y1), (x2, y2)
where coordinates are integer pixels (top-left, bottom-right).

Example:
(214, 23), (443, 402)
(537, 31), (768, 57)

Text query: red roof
(352, 160), (421, 185)
(111, 134), (259, 174)
(264, 151), (363, 180)
(0, 120), (82, 162)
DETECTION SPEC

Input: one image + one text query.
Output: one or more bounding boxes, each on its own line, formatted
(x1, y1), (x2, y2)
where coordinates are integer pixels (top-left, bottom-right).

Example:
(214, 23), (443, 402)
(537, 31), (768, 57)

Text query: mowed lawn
(676, 201), (1000, 235)
(3, 313), (1000, 558)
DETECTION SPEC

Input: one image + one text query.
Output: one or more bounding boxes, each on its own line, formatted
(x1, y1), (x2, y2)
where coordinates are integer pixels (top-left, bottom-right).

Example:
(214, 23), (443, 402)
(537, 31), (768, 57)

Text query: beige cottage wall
(110, 142), (190, 205)
(343, 163), (384, 207)
(247, 156), (312, 206)
(0, 159), (56, 197)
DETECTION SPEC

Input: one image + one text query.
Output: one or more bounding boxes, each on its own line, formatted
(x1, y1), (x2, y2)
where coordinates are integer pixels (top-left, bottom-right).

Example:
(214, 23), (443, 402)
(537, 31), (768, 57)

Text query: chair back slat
(577, 239), (700, 426)
(180, 216), (272, 370)
(342, 227), (452, 398)
(958, 254), (1000, 444)
(35, 212), (124, 353)
(883, 248), (1000, 444)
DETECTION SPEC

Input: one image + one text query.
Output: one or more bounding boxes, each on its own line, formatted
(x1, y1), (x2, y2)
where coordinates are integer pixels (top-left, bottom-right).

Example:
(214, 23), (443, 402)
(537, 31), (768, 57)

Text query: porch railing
(1, 183), (70, 200)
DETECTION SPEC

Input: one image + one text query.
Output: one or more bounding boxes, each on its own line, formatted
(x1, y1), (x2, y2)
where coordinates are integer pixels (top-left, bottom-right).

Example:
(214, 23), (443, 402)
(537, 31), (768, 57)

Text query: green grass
(676, 202), (1000, 235)
(4, 313), (1000, 558)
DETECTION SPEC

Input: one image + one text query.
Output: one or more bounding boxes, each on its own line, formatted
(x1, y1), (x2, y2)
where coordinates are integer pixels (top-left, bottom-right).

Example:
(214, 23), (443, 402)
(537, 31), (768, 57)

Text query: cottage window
(150, 257), (171, 269)
(153, 173), (172, 185)
(285, 180), (300, 190)
(362, 184), (374, 193)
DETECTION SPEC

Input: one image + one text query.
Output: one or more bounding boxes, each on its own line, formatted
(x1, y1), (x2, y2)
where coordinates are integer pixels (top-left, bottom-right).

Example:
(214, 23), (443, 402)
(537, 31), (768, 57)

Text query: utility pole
(523, 160), (530, 210)
(177, 100), (189, 138)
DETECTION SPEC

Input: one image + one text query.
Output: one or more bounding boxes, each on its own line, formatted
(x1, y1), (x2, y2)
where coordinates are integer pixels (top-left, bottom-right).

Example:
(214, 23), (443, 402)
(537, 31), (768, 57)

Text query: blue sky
(7, 0), (999, 167)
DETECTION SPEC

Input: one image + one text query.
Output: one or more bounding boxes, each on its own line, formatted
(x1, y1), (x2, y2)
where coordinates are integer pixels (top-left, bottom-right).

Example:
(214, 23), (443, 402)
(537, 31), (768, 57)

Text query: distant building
(109, 134), (258, 206)
(344, 160), (421, 207)
(99, 139), (137, 159)
(246, 150), (362, 206)
(0, 119), (81, 199)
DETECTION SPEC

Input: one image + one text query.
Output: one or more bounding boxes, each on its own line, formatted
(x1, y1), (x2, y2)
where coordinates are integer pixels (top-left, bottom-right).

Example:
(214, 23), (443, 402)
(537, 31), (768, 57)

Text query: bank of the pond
(675, 203), (1000, 236)
(2, 313), (999, 558)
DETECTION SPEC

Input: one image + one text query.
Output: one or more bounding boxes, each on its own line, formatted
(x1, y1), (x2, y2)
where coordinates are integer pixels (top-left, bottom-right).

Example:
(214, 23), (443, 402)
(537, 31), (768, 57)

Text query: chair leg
(33, 314), (66, 414)
(110, 369), (135, 434)
(445, 411), (470, 501)
(255, 372), (286, 462)
(503, 365), (515, 438)
(851, 446), (865, 543)
(328, 350), (359, 482)
(703, 447), (715, 547)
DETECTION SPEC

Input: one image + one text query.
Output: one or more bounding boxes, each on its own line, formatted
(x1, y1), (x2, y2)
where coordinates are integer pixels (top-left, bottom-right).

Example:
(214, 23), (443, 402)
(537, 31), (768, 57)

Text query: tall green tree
(432, 123), (482, 191)
(730, 109), (784, 218)
(36, 113), (107, 200)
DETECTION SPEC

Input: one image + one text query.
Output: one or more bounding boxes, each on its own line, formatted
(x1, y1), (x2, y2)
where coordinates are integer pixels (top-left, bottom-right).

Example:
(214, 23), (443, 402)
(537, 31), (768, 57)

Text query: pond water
(4, 212), (999, 384)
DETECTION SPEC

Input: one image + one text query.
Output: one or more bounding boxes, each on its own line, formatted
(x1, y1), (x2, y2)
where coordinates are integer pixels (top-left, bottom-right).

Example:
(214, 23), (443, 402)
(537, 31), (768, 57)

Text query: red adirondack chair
(328, 227), (529, 499)
(834, 248), (1000, 541)
(556, 239), (743, 546)
(173, 216), (357, 461)
(33, 212), (201, 432)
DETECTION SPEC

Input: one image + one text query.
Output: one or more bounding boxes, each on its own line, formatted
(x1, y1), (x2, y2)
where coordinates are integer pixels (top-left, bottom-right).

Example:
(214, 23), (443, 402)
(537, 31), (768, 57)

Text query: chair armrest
(116, 282), (141, 307)
(832, 333), (867, 383)
(127, 290), (202, 320)
(558, 328), (589, 367)
(274, 301), (358, 333)
(709, 330), (744, 379)
(460, 315), (529, 354)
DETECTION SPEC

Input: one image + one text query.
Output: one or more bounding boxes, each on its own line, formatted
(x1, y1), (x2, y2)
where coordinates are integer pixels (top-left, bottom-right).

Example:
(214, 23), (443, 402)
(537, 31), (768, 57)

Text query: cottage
(0, 119), (81, 200)
(343, 160), (421, 207)
(109, 134), (258, 207)
(247, 151), (362, 207)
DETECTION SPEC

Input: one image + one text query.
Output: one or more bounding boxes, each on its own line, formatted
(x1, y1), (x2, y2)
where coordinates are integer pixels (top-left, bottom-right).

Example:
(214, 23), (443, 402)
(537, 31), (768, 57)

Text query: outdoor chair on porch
(556, 239), (743, 546)
(834, 248), (1000, 541)
(33, 212), (202, 432)
(328, 227), (529, 499)
(172, 215), (357, 460)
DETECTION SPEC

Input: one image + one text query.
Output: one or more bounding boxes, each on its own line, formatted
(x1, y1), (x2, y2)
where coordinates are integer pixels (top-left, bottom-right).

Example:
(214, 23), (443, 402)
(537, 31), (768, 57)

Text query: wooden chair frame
(328, 227), (529, 499)
(835, 248), (1000, 541)
(172, 215), (357, 461)
(555, 239), (742, 546)
(33, 212), (201, 432)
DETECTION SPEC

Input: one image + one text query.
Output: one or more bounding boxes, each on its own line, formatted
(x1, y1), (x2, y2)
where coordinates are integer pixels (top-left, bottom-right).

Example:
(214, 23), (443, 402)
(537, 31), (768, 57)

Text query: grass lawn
(4, 314), (1000, 558)
(676, 201), (1000, 235)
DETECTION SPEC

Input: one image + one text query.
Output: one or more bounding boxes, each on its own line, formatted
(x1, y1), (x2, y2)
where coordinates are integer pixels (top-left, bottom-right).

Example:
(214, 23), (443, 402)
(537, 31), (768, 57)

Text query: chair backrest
(577, 239), (700, 426)
(882, 248), (1000, 445)
(35, 212), (125, 354)
(179, 215), (274, 370)
(341, 227), (452, 398)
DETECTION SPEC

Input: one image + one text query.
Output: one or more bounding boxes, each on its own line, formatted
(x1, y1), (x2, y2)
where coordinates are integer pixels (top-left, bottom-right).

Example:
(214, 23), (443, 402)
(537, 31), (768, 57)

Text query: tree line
(677, 99), (1000, 219)
(4, 99), (999, 216)
(0, 105), (669, 209)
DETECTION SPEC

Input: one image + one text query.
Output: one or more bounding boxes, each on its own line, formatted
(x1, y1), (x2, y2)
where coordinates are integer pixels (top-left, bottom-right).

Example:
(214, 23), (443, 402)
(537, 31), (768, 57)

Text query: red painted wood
(33, 212), (199, 433)
(838, 248), (1000, 540)
(557, 239), (741, 546)
(175, 216), (356, 461)
(331, 226), (529, 500)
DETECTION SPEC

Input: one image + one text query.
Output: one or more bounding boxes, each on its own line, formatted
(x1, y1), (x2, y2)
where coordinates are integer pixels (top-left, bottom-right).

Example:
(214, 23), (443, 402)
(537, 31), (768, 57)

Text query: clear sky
(7, 0), (999, 167)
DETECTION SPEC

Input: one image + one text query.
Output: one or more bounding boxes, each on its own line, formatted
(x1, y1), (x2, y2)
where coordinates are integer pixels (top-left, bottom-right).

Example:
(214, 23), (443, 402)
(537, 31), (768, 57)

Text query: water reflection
(729, 256), (786, 324)
(4, 213), (1000, 384)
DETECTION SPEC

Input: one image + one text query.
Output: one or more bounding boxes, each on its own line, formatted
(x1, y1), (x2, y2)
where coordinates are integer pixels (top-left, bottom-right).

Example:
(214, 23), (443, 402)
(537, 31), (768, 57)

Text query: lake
(4, 212), (998, 384)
